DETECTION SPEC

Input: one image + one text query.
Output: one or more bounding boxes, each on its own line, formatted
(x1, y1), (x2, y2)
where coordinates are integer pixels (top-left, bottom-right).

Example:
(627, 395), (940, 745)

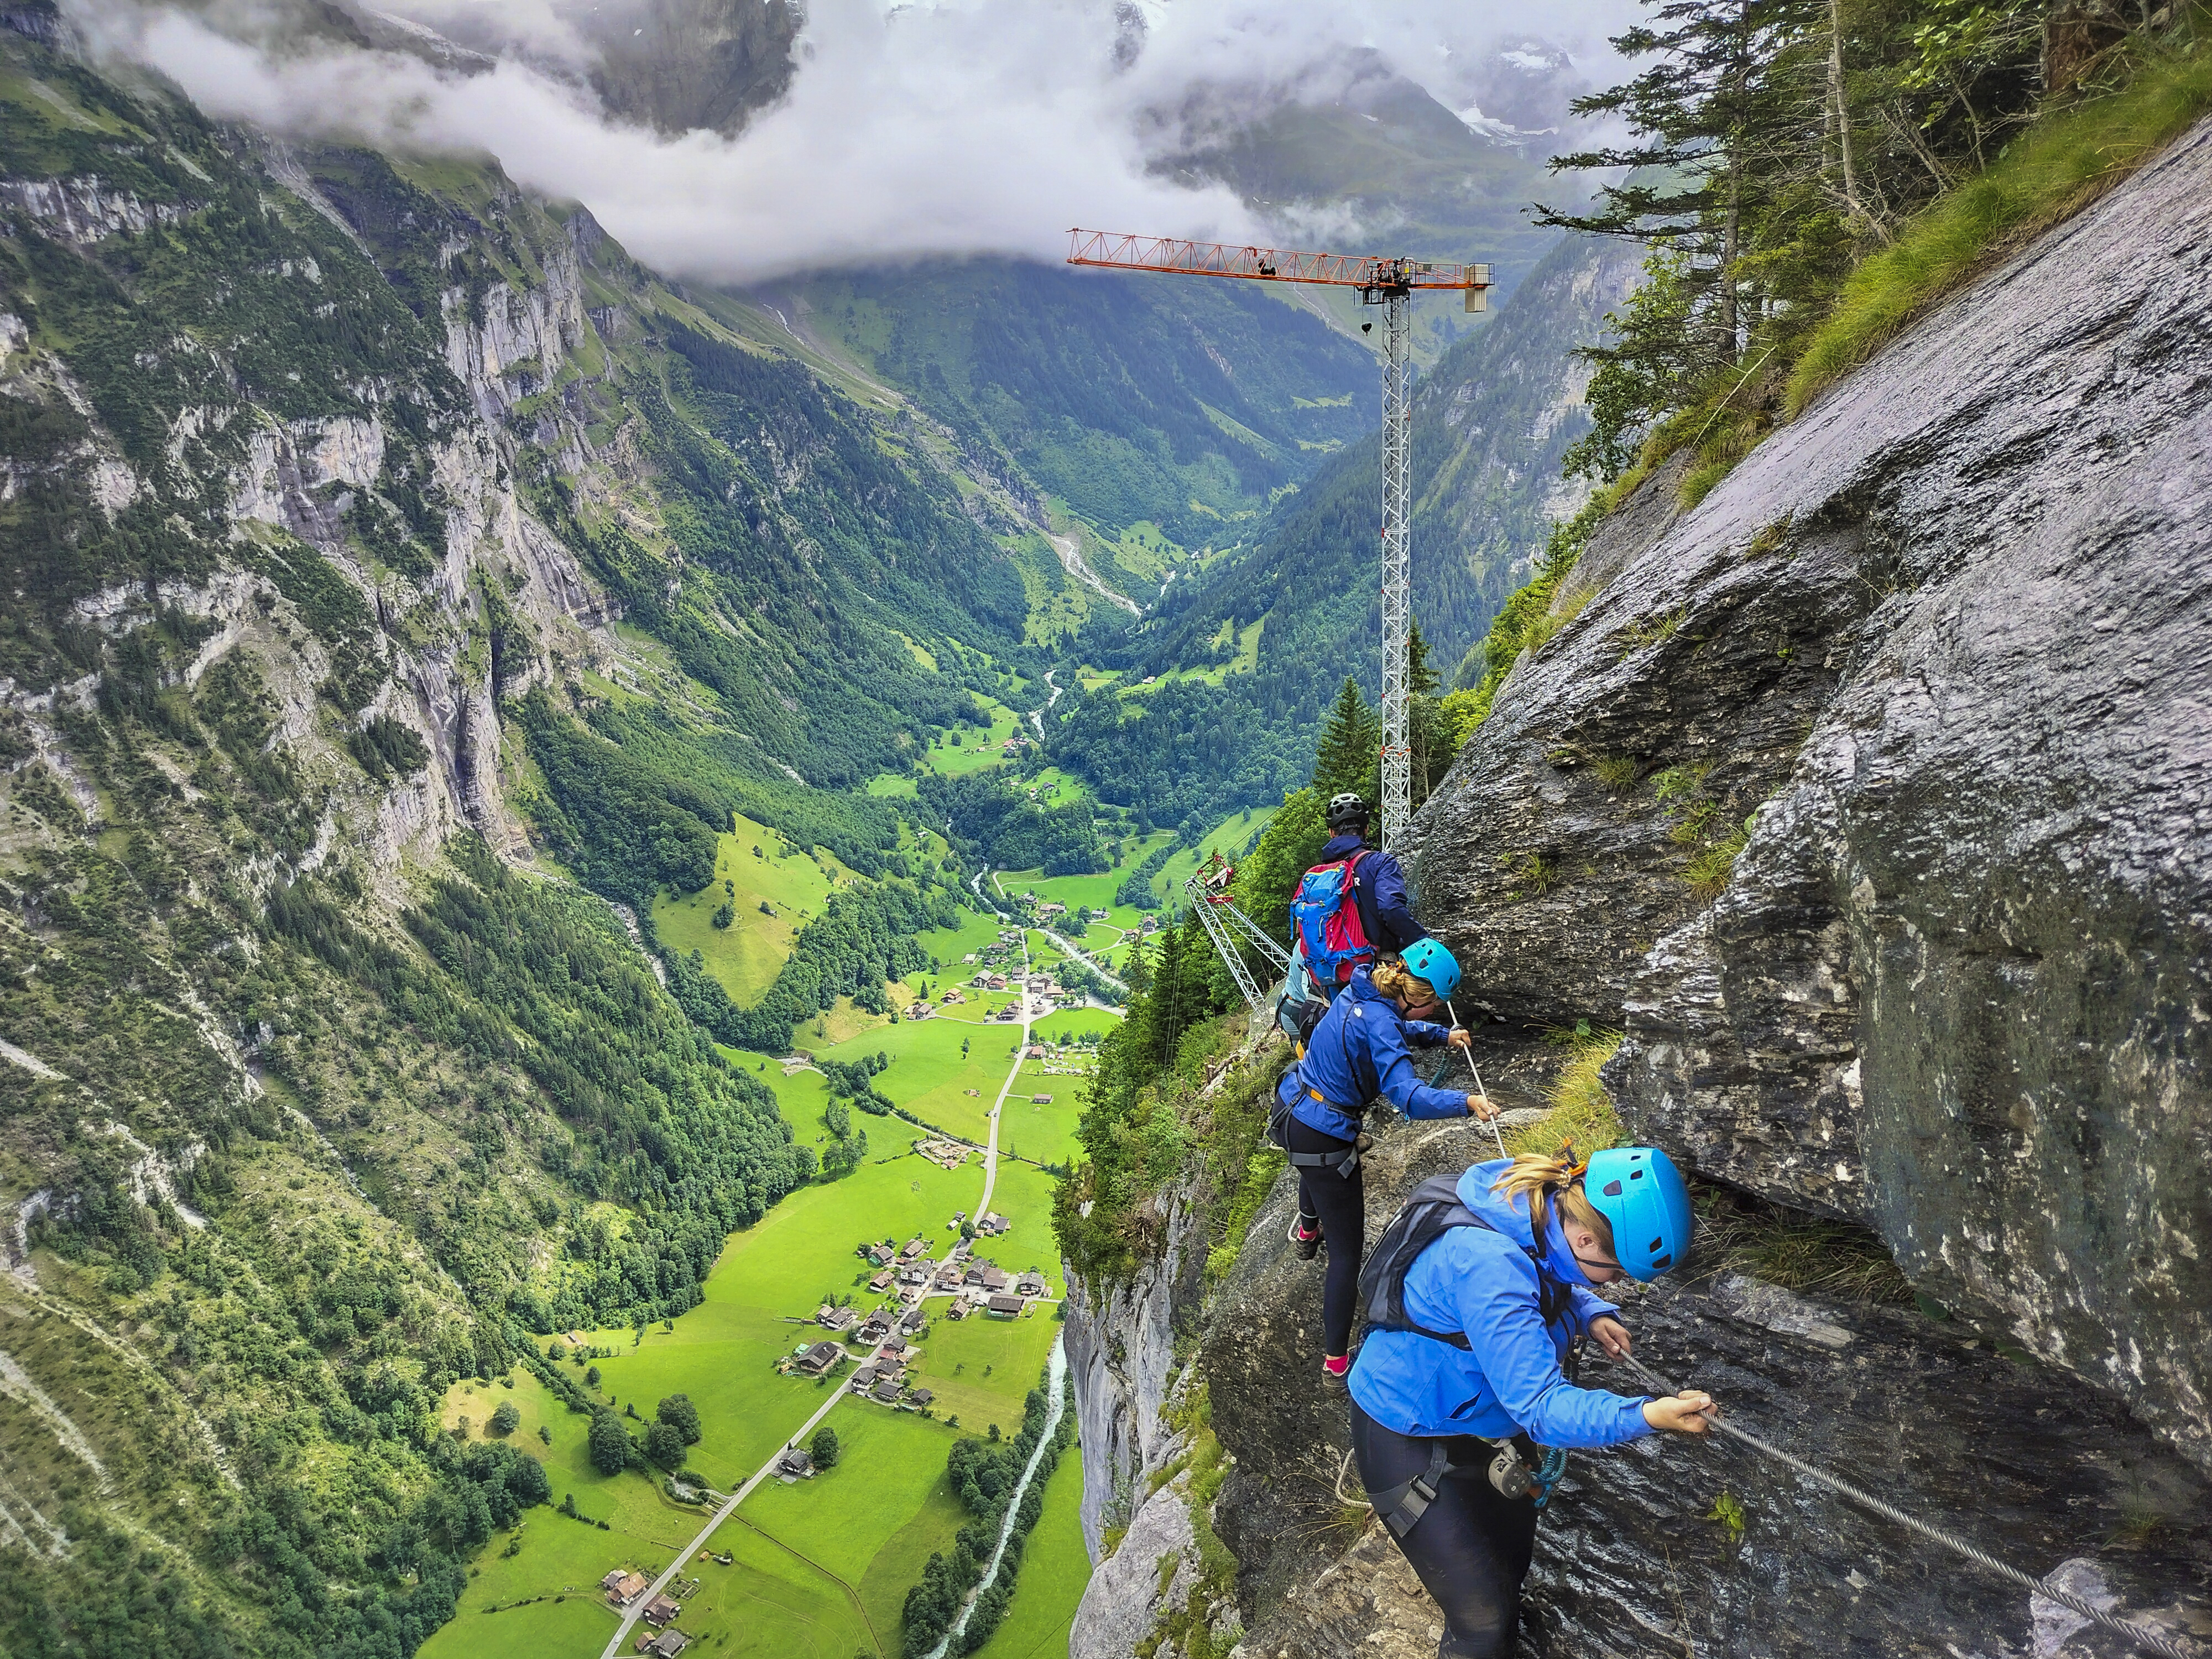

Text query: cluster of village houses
(601, 1568), (695, 1656)
(778, 1227), (1053, 1411)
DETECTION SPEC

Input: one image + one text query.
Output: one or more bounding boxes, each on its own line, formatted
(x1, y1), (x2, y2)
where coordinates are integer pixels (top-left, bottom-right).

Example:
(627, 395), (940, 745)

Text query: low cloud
(67, 0), (1637, 283)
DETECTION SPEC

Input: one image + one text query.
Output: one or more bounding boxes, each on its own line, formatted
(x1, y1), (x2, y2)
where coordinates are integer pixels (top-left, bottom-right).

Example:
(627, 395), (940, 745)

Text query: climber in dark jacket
(1317, 792), (1426, 956)
(1275, 938), (1493, 1383)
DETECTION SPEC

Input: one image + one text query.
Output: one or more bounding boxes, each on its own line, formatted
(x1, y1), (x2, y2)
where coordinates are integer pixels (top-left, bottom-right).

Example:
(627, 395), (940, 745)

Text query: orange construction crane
(1066, 229), (1491, 853)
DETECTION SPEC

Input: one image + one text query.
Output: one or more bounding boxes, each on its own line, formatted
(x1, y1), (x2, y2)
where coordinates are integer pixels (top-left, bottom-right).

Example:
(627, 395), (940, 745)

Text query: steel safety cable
(1615, 1354), (2196, 1659)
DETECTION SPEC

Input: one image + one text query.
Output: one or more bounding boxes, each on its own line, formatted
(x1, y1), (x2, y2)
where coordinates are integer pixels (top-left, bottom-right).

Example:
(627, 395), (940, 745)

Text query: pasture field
(653, 817), (847, 1004)
(910, 1307), (1061, 1436)
(865, 771), (920, 797)
(424, 1370), (691, 1659)
(921, 701), (1026, 776)
(806, 1013), (1034, 1146)
(743, 1407), (968, 1636)
(1000, 1070), (1083, 1168)
(675, 1515), (880, 1657)
(968, 1447), (1089, 1659)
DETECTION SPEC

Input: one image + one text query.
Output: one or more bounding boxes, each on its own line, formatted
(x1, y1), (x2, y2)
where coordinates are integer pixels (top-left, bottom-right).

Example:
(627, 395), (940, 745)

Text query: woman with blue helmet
(1347, 1145), (1712, 1658)
(1275, 936), (1496, 1383)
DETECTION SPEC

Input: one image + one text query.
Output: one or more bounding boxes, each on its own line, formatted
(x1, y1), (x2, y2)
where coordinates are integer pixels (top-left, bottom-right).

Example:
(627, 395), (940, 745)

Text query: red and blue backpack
(1289, 851), (1373, 988)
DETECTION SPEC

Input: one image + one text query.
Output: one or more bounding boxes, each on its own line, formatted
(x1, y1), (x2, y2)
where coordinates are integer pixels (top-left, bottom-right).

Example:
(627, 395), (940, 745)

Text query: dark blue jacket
(1278, 967), (1467, 1140)
(1317, 832), (1427, 957)
(1347, 1160), (1653, 1446)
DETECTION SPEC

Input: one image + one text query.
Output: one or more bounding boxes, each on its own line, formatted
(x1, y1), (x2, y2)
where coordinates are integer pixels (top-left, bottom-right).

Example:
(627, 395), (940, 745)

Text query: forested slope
(0, 13), (1066, 1652)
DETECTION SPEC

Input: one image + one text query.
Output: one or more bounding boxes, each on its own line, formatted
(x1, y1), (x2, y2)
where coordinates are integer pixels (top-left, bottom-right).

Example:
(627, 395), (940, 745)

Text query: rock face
(1412, 117), (2212, 1472)
(1204, 1106), (2210, 1659)
(1065, 1188), (1206, 1557)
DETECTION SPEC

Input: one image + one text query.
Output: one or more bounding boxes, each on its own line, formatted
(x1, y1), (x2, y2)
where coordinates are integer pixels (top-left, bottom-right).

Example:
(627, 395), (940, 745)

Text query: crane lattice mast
(1066, 230), (1491, 850)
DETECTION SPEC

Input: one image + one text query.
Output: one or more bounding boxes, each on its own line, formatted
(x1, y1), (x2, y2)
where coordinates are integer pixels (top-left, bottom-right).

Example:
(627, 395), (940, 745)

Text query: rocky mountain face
(1064, 113), (2212, 1659)
(0, 20), (1045, 1647)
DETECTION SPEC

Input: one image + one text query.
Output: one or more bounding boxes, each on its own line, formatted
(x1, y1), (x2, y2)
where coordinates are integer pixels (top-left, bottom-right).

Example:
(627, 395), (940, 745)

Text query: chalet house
(900, 1238), (928, 1259)
(905, 1002), (934, 1021)
(1015, 1272), (1047, 1298)
(908, 1387), (935, 1409)
(855, 1316), (891, 1345)
(644, 1594), (682, 1627)
(866, 1244), (894, 1266)
(815, 1305), (859, 1332)
(603, 1569), (649, 1605)
(978, 1213), (1011, 1238)
(1037, 900), (1067, 918)
(978, 1266), (1011, 1293)
(940, 988), (966, 1003)
(934, 1263), (963, 1289)
(946, 1300), (970, 1321)
(1025, 1045), (1045, 1059)
(900, 1307), (927, 1333)
(851, 1363), (879, 1391)
(794, 1342), (843, 1376)
(650, 1631), (690, 1659)
(962, 1263), (989, 1287)
(896, 1266), (928, 1288)
(883, 1334), (908, 1355)
(986, 1294), (1024, 1318)
(868, 1270), (894, 1292)
(1031, 1093), (1053, 1104)
(872, 1378), (902, 1403)
(773, 1448), (812, 1482)
(1088, 908), (1110, 922)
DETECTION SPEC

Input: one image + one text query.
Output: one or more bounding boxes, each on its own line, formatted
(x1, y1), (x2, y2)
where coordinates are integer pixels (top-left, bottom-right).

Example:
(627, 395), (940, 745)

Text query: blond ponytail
(1490, 1152), (1616, 1256)
(1370, 958), (1420, 1001)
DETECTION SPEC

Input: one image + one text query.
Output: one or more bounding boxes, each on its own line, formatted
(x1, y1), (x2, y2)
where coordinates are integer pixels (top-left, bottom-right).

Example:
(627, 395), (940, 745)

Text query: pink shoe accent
(1322, 1354), (1350, 1378)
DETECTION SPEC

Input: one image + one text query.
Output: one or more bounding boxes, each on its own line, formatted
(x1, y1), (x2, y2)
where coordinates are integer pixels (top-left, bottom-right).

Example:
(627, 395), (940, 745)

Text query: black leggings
(1286, 1115), (1363, 1355)
(1350, 1398), (1541, 1658)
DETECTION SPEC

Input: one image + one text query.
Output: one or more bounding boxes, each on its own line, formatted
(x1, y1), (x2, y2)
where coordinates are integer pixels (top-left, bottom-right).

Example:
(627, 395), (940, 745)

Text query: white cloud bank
(66, 0), (1637, 283)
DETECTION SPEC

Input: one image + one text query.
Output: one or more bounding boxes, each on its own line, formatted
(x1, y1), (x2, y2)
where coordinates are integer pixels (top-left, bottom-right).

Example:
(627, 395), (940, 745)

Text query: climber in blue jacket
(1274, 937), (1494, 1382)
(1347, 1148), (1714, 1659)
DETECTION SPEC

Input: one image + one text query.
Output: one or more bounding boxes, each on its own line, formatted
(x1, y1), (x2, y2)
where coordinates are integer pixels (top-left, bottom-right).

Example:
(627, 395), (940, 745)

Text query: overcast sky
(68, 0), (1641, 282)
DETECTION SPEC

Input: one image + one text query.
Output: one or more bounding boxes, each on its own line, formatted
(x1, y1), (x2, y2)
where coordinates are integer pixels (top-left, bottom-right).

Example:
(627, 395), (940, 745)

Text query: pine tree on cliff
(1312, 676), (1380, 801)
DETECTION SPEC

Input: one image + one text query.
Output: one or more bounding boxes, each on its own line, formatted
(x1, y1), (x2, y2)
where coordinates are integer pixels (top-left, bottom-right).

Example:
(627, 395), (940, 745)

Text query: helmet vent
(1629, 1168), (1644, 1180)
(1651, 1252), (1672, 1270)
(1649, 1237), (1664, 1253)
(1603, 1180), (1623, 1197)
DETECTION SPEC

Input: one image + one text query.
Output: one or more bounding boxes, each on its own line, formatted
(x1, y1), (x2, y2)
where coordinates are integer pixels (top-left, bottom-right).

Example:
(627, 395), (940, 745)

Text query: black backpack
(1357, 1174), (1570, 1349)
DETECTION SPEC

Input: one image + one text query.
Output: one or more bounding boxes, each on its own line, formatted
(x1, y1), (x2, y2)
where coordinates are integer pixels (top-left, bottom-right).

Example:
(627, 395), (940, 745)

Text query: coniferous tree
(1311, 677), (1380, 802)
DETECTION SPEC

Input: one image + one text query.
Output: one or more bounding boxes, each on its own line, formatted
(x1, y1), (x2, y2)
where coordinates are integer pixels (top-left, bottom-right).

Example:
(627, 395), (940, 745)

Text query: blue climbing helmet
(1582, 1147), (1694, 1281)
(1396, 937), (1462, 1003)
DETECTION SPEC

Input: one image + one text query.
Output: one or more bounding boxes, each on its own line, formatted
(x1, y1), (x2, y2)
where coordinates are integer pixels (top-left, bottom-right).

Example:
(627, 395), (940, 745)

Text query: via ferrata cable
(1615, 1353), (2196, 1659)
(1443, 998), (1509, 1161)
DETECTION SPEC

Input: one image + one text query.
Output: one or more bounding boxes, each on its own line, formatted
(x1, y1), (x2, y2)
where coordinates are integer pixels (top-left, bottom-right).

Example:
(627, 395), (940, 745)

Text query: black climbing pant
(1285, 1115), (1363, 1355)
(1349, 1398), (1540, 1659)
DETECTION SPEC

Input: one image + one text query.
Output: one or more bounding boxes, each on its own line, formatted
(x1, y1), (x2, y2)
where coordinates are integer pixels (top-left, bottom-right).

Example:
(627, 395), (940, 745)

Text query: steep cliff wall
(1415, 112), (2212, 1474)
(1071, 111), (2212, 1659)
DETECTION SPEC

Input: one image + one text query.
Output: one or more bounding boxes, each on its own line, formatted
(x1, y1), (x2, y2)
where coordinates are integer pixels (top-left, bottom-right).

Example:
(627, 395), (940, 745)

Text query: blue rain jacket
(1347, 1159), (1655, 1447)
(1278, 967), (1467, 1140)
(1317, 833), (1428, 957)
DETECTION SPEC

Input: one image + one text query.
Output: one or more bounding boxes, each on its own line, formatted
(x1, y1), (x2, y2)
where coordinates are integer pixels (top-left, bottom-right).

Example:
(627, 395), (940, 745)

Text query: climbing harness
(1366, 1433), (1569, 1537)
(1615, 1354), (2197, 1659)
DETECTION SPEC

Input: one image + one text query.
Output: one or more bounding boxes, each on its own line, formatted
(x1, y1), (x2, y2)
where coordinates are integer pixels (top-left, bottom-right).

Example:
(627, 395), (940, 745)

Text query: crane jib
(1065, 228), (1490, 295)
